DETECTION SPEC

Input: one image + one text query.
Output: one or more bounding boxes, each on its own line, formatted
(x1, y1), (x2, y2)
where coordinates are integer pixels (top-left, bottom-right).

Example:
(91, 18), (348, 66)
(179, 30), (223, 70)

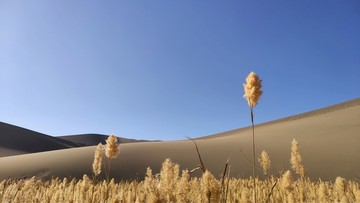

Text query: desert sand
(0, 98), (359, 181)
(0, 122), (81, 157)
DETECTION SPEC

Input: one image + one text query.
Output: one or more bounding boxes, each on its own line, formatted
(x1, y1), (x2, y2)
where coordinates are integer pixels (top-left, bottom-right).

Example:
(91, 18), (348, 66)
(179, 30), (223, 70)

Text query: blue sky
(1, 1), (359, 140)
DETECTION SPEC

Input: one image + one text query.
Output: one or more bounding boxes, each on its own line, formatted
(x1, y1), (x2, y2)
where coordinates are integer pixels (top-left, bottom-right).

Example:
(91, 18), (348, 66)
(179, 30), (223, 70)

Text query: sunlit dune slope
(0, 98), (359, 181)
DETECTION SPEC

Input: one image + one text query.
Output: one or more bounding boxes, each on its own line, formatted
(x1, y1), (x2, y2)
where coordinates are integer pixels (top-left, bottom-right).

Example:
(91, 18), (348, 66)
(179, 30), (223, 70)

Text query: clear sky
(1, 1), (359, 141)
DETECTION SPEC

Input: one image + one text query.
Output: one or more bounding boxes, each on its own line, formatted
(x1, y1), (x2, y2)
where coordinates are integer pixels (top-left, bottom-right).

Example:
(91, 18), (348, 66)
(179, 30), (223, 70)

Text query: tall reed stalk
(243, 71), (262, 203)
(105, 134), (120, 182)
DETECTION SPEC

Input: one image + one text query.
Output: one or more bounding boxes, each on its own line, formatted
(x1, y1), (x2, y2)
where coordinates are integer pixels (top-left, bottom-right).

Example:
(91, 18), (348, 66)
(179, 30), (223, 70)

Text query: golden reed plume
(105, 134), (120, 159)
(92, 143), (103, 176)
(290, 139), (305, 178)
(243, 72), (263, 108)
(258, 150), (271, 175)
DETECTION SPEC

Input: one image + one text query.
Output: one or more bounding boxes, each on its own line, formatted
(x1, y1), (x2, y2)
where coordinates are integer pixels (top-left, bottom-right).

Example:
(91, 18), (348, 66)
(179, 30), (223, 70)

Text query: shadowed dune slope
(0, 122), (81, 157)
(58, 134), (153, 146)
(0, 98), (359, 181)
(0, 124), (152, 157)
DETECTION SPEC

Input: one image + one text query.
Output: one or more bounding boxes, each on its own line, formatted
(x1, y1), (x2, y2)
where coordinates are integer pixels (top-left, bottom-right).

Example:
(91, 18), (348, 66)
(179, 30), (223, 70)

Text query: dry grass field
(1, 159), (359, 202)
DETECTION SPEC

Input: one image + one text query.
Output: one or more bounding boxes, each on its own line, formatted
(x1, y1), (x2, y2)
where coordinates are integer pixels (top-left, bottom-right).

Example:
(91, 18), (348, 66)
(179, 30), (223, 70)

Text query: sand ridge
(0, 98), (359, 181)
(0, 122), (81, 157)
(0, 123), (151, 157)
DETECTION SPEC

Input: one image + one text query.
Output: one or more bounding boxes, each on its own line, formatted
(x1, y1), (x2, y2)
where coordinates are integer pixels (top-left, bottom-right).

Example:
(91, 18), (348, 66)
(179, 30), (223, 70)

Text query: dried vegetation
(0, 160), (359, 202)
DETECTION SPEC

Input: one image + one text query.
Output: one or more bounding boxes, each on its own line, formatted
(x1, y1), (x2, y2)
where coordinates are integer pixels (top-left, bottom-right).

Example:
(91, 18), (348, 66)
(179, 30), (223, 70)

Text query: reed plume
(105, 134), (120, 181)
(201, 170), (221, 203)
(176, 170), (190, 202)
(144, 167), (160, 202)
(243, 71), (262, 108)
(281, 170), (293, 191)
(258, 150), (271, 175)
(92, 143), (103, 179)
(243, 71), (262, 203)
(105, 134), (120, 159)
(335, 177), (347, 197)
(290, 139), (305, 178)
(159, 159), (179, 202)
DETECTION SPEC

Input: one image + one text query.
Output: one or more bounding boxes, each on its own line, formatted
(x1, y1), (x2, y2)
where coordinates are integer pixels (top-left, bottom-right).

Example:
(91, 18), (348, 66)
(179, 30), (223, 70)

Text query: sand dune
(0, 98), (359, 181)
(0, 122), (81, 157)
(58, 134), (152, 146)
(0, 123), (151, 157)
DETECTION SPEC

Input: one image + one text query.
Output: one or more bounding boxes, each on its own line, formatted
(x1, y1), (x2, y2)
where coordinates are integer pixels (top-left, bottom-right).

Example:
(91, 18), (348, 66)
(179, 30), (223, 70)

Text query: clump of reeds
(90, 134), (120, 182)
(243, 71), (263, 203)
(1, 162), (359, 202)
(290, 139), (305, 178)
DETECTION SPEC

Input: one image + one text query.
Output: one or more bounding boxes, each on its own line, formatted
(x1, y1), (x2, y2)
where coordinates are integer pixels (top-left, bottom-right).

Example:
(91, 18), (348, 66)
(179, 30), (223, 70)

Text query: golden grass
(0, 162), (359, 202)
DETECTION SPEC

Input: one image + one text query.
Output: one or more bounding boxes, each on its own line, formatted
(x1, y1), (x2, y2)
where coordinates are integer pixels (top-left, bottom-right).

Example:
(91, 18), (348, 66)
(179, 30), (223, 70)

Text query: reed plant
(105, 134), (120, 182)
(91, 134), (120, 183)
(243, 71), (263, 202)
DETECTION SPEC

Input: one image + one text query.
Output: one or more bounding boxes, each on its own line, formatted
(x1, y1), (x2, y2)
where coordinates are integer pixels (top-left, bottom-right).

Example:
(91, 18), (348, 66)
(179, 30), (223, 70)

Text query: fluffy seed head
(318, 182), (328, 200)
(160, 159), (179, 200)
(92, 143), (103, 176)
(176, 170), (190, 202)
(243, 71), (263, 108)
(105, 134), (120, 159)
(335, 177), (347, 196)
(290, 139), (305, 177)
(201, 170), (221, 202)
(281, 170), (293, 191)
(258, 150), (271, 175)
